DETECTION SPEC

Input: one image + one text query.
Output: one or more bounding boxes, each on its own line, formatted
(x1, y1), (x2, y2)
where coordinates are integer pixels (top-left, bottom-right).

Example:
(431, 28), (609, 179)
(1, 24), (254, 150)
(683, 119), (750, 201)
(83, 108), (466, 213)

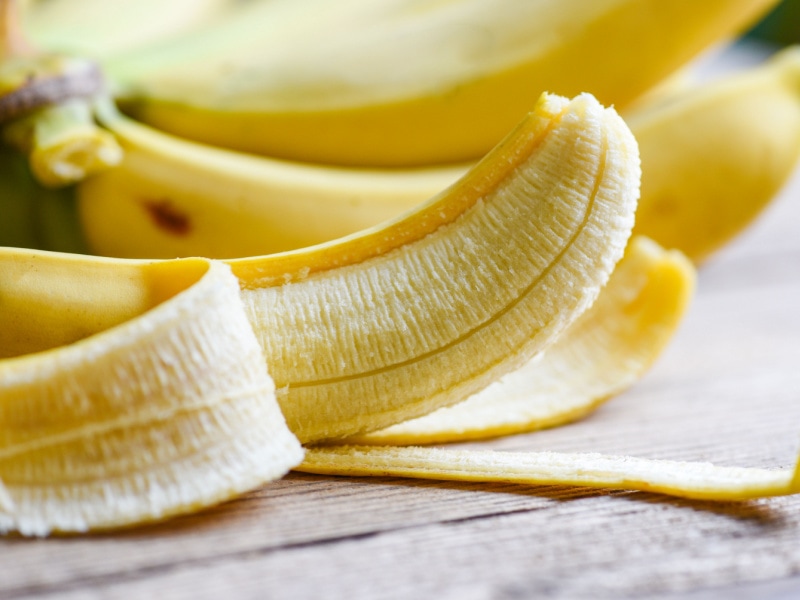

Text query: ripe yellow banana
(22, 0), (237, 58)
(348, 236), (695, 445)
(79, 48), (800, 263)
(0, 252), (303, 535)
(630, 45), (800, 262)
(109, 0), (778, 166)
(77, 101), (465, 259)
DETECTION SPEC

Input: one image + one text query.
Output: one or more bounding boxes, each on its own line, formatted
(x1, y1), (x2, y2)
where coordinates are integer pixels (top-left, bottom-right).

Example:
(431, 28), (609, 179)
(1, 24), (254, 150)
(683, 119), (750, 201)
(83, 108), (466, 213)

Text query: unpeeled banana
(77, 47), (800, 263)
(22, 0), (237, 58)
(630, 45), (800, 261)
(77, 101), (465, 259)
(107, 0), (779, 166)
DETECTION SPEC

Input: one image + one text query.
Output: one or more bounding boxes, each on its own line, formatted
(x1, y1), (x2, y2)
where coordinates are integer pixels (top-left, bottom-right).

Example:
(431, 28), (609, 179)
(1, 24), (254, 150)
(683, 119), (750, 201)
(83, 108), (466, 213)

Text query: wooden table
(5, 50), (800, 600)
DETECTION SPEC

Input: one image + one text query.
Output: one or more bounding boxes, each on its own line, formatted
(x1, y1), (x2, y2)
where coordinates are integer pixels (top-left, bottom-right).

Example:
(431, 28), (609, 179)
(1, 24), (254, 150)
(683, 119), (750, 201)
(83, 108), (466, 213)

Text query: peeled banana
(108, 0), (779, 166)
(231, 92), (639, 442)
(0, 252), (303, 535)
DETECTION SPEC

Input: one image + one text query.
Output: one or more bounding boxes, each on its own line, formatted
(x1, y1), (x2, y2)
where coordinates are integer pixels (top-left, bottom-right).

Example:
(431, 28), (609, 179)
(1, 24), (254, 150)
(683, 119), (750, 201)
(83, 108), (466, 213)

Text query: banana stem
(3, 98), (123, 187)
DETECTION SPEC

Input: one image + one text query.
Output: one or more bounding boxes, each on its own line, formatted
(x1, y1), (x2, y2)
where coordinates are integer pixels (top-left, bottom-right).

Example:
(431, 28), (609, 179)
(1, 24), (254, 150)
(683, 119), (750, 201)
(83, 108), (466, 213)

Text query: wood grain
(4, 50), (800, 600)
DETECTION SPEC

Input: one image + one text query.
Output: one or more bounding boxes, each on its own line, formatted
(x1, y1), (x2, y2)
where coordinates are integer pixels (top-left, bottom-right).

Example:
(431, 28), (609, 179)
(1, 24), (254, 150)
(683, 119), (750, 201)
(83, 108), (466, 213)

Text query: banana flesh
(0, 252), (303, 535)
(232, 93), (639, 442)
(348, 237), (695, 445)
(630, 46), (800, 262)
(109, 0), (779, 166)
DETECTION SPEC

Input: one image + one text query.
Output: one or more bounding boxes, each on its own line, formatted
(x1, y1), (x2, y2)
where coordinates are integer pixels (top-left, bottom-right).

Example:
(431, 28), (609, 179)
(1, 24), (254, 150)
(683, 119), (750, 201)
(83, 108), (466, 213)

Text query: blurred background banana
(105, 0), (779, 167)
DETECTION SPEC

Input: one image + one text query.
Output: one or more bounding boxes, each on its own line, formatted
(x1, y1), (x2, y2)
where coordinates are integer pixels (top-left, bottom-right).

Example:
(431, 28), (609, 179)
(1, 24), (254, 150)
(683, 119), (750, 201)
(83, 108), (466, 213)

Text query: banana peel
(0, 253), (303, 535)
(299, 446), (800, 502)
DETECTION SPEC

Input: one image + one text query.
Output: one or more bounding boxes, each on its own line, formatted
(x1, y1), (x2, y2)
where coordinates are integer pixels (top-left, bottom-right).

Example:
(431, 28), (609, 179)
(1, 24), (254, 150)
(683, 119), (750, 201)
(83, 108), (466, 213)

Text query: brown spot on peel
(142, 198), (192, 236)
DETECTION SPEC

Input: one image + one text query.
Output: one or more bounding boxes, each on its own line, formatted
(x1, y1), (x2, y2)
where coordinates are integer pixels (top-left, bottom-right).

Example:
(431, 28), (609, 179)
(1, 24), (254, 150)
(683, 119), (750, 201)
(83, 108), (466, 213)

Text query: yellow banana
(22, 0), (237, 58)
(630, 45), (800, 262)
(77, 101), (465, 259)
(0, 253), (303, 535)
(109, 0), (778, 166)
(348, 236), (695, 445)
(79, 48), (800, 263)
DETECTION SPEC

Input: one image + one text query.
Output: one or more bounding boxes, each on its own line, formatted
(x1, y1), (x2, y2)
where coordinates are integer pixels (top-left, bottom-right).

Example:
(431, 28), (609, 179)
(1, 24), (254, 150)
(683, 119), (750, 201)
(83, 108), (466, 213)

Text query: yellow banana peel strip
(298, 446), (800, 502)
(348, 236), (695, 446)
(0, 251), (303, 536)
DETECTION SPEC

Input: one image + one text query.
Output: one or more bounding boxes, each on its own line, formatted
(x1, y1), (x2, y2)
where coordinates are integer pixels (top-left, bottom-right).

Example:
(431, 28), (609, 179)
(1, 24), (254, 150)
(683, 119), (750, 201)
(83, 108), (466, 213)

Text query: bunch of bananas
(1, 0), (800, 535)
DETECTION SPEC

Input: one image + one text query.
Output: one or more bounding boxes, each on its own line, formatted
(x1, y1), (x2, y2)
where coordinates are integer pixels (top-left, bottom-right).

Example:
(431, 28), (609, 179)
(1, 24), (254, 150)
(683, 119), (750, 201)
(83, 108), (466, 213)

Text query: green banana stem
(3, 98), (123, 187)
(0, 145), (88, 253)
